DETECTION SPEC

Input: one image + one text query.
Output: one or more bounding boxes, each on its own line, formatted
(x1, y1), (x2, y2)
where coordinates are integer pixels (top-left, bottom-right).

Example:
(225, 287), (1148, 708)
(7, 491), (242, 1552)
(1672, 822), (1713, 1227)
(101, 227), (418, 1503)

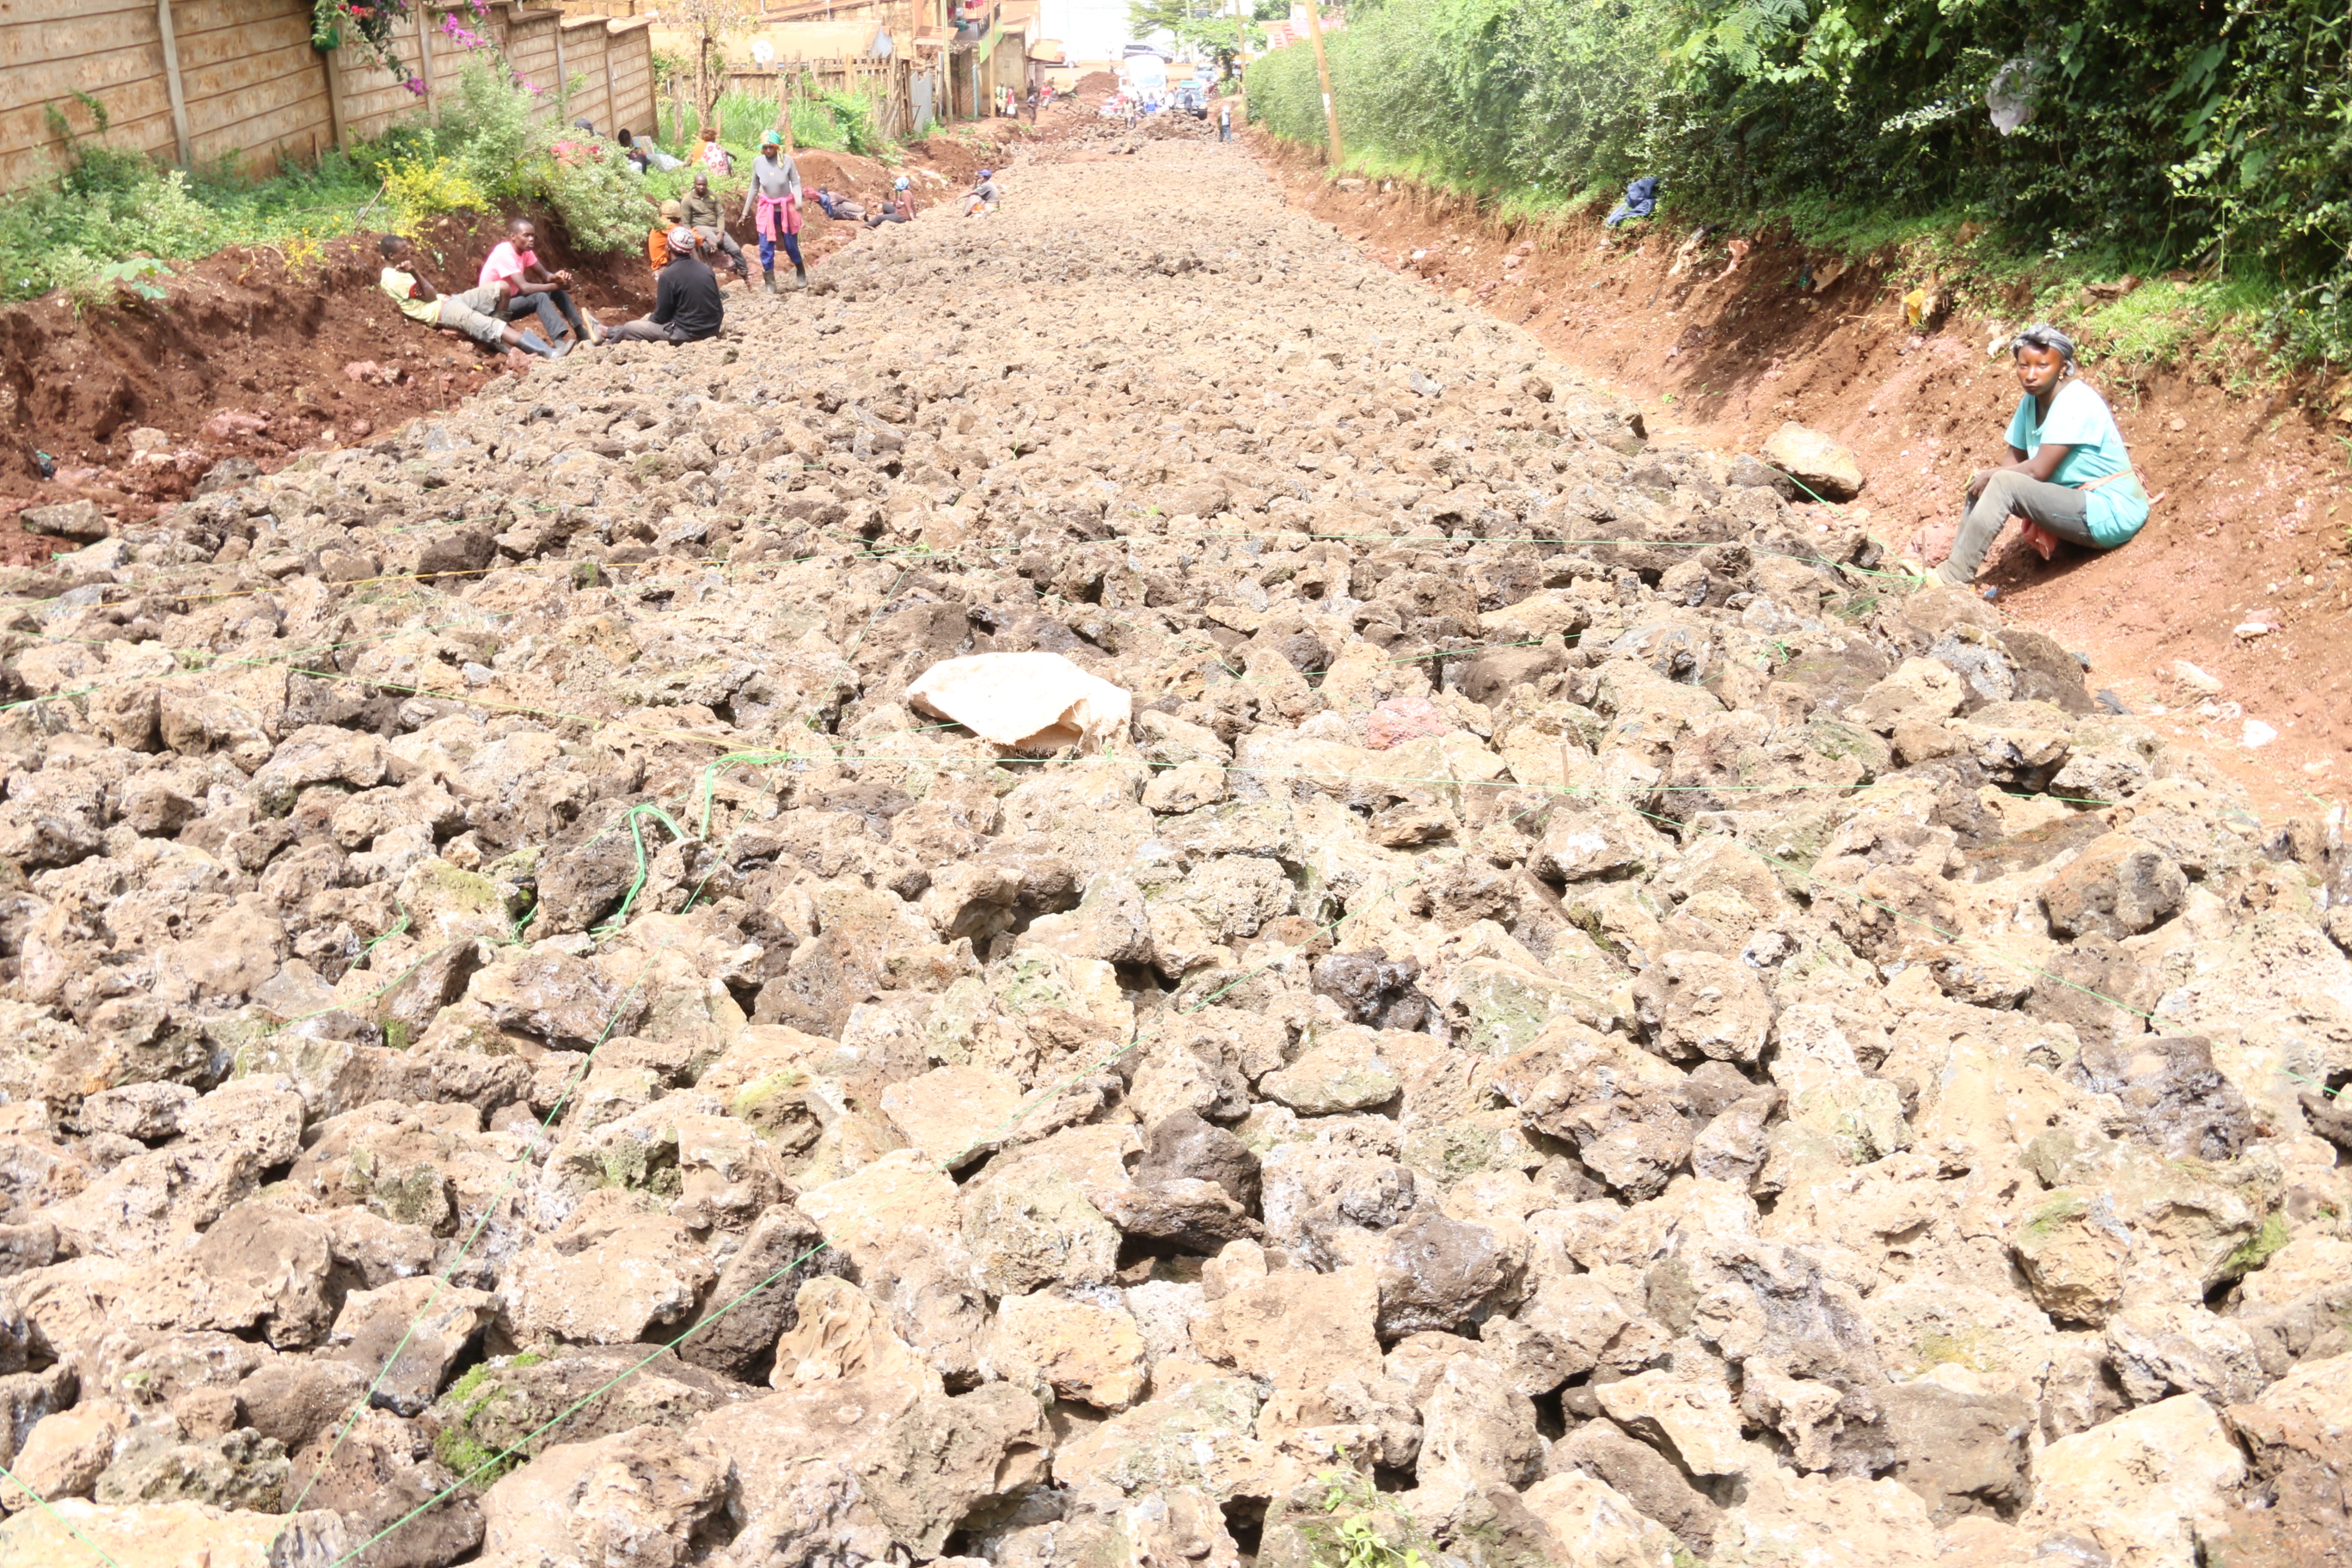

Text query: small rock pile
(0, 138), (2349, 1568)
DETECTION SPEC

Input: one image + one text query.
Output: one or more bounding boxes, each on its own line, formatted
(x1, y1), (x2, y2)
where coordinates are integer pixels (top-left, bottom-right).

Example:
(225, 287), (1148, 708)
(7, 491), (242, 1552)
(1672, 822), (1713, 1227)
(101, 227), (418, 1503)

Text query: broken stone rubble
(0, 131), (2347, 1568)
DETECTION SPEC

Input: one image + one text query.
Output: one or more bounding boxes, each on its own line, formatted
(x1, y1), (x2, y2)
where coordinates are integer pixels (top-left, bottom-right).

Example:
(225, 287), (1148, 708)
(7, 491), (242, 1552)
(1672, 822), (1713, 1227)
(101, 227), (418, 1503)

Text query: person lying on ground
(616, 127), (684, 172)
(605, 227), (724, 344)
(377, 235), (563, 358)
(812, 187), (865, 221)
(682, 171), (752, 285)
(740, 131), (806, 292)
(1926, 323), (2150, 588)
(480, 217), (603, 346)
(864, 199), (911, 227)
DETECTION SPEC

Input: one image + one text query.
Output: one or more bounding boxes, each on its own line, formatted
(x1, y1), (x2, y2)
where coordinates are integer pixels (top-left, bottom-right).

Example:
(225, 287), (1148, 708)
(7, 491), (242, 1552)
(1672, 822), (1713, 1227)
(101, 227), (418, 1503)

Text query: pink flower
(403, 77), (428, 95)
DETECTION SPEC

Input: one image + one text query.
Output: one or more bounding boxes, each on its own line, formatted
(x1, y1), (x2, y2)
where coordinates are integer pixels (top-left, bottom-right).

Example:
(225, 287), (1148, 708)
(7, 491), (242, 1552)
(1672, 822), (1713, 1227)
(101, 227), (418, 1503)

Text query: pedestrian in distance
(1219, 103), (1232, 142)
(605, 227), (725, 344)
(1926, 324), (2151, 587)
(376, 234), (564, 358)
(479, 217), (602, 346)
(741, 130), (806, 293)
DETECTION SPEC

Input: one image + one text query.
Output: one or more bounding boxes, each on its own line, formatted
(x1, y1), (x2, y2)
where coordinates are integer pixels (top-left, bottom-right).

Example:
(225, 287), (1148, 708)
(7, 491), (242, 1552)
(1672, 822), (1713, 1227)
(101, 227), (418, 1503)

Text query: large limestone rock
(1760, 422), (1866, 501)
(2017, 1394), (2245, 1567)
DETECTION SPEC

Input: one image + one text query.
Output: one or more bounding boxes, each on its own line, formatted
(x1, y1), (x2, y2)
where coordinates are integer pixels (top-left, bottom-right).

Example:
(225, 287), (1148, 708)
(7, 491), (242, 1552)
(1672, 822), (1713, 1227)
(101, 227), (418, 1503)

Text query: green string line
(280, 946), (668, 1520)
(315, 870), (1424, 1568)
(273, 734), (818, 1550)
(3, 506), (1901, 615)
(0, 1459), (127, 1568)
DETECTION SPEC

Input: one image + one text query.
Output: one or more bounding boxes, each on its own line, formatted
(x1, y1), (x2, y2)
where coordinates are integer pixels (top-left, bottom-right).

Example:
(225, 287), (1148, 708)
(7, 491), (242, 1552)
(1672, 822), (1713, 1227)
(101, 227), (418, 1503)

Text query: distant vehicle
(1174, 83), (1208, 118)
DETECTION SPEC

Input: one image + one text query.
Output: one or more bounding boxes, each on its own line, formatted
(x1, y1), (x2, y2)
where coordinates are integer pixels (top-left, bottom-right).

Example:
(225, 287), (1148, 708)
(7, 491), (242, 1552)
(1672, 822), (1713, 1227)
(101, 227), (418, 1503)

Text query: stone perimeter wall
(0, 0), (654, 195)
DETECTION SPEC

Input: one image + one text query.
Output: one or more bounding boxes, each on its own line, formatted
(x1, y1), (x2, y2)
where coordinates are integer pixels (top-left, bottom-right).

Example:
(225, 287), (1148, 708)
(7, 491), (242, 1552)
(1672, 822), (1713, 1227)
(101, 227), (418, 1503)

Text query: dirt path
(1261, 144), (2352, 823)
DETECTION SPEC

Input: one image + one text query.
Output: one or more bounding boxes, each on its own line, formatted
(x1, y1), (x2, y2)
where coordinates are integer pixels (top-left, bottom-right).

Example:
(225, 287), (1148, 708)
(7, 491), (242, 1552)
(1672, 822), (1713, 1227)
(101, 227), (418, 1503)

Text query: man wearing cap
(606, 226), (725, 344)
(740, 130), (805, 294)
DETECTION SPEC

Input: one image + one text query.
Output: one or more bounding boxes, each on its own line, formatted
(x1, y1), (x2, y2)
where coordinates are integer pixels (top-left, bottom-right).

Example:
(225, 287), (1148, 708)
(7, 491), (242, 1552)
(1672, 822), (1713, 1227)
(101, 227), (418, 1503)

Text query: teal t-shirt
(2005, 378), (2149, 547)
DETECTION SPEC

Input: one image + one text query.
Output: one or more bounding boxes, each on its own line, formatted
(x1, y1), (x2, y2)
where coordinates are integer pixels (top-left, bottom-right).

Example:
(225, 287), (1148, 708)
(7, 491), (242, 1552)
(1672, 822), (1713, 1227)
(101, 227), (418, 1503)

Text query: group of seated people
(377, 212), (726, 356)
(377, 132), (1008, 359)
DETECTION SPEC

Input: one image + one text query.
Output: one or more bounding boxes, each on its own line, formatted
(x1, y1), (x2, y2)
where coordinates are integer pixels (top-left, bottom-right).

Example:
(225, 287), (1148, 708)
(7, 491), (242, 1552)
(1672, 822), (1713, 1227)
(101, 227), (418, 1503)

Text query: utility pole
(1301, 0), (1338, 167)
(1231, 0), (1245, 95)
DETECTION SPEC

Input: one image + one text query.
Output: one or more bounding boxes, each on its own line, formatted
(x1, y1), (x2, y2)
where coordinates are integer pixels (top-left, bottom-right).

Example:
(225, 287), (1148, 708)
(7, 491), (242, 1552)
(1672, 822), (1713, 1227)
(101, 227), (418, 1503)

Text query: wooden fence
(1, 0), (656, 194)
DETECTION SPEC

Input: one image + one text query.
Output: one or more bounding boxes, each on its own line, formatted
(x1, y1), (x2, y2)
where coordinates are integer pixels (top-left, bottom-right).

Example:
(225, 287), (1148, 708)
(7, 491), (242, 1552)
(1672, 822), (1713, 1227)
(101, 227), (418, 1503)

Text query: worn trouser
(694, 225), (751, 278)
(500, 286), (589, 341)
(1219, 121), (1231, 141)
(1933, 469), (2098, 586)
(434, 284), (510, 348)
(605, 316), (719, 344)
(755, 194), (804, 275)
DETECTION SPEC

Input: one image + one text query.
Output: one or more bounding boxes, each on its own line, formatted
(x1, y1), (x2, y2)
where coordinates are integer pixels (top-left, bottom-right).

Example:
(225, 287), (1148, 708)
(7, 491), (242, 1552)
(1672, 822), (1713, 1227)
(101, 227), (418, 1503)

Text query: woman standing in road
(1929, 324), (2150, 587)
(741, 130), (805, 293)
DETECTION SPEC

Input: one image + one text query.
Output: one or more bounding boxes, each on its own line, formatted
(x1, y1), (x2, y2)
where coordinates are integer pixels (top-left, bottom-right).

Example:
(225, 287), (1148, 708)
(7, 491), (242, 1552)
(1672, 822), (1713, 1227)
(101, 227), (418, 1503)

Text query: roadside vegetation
(1247, 0), (2352, 383)
(0, 56), (893, 311)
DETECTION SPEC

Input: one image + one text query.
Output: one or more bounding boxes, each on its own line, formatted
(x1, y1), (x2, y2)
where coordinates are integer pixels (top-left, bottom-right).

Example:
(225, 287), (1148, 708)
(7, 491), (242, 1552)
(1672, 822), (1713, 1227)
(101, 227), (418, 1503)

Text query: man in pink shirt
(479, 217), (602, 346)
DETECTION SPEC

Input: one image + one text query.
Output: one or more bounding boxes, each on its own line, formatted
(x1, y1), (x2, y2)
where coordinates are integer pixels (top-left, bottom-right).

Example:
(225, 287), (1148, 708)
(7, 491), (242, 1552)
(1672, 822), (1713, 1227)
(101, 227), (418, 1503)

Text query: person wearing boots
(682, 170), (752, 285)
(741, 130), (806, 293)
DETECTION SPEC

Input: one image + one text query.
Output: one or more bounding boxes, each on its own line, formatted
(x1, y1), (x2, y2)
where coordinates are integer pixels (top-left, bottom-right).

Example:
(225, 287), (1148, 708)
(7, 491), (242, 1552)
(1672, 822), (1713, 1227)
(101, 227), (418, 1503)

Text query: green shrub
(1248, 0), (2352, 371)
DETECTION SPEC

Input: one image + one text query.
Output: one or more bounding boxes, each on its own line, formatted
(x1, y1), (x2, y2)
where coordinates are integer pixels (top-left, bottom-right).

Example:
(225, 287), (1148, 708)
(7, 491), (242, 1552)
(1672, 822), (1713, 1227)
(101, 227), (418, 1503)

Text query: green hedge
(1248, 0), (2352, 364)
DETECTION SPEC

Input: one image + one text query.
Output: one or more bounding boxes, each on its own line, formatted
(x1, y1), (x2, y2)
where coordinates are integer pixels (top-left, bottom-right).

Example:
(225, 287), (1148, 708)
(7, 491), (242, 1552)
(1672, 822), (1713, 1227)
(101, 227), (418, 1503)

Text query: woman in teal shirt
(1932, 324), (2150, 586)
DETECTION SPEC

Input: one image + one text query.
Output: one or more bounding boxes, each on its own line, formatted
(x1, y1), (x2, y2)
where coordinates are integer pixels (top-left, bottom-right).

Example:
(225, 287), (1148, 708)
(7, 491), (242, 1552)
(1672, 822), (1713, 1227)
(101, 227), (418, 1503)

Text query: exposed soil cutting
(1264, 138), (2352, 818)
(0, 132), (1031, 567)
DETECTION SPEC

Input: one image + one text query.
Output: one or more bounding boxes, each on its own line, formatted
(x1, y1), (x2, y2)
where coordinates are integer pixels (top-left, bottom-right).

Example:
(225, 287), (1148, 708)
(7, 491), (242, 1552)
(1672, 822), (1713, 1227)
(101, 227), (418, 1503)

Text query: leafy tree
(667, 0), (760, 133)
(1129, 0), (1263, 57)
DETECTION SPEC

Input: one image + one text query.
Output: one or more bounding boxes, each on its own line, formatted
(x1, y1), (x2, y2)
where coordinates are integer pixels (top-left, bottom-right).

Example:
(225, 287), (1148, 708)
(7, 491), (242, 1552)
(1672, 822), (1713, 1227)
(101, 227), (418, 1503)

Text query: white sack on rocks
(907, 652), (1133, 753)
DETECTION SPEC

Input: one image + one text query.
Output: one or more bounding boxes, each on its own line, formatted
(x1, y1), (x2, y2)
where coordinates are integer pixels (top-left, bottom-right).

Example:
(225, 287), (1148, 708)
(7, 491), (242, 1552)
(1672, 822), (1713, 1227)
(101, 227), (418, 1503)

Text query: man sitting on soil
(962, 168), (1000, 217)
(480, 217), (602, 346)
(682, 171), (753, 285)
(1924, 323), (2150, 587)
(605, 226), (724, 345)
(377, 235), (564, 359)
(649, 199), (689, 273)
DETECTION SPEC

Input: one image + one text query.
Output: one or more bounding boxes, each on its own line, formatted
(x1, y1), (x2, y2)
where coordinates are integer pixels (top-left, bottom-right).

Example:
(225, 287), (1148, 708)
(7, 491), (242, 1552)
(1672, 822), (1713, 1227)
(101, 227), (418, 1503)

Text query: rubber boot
(763, 267), (777, 296)
(793, 262), (807, 289)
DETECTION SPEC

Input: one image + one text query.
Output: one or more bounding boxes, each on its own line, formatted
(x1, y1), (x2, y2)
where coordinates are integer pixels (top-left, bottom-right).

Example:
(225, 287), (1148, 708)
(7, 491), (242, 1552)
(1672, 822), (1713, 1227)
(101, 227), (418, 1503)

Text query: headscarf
(660, 199), (684, 221)
(762, 130), (782, 148)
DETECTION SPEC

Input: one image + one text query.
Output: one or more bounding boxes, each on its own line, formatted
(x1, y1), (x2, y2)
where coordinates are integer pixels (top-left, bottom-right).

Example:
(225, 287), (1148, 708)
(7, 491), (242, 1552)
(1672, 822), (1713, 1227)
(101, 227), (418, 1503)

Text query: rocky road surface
(1, 131), (2349, 1568)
